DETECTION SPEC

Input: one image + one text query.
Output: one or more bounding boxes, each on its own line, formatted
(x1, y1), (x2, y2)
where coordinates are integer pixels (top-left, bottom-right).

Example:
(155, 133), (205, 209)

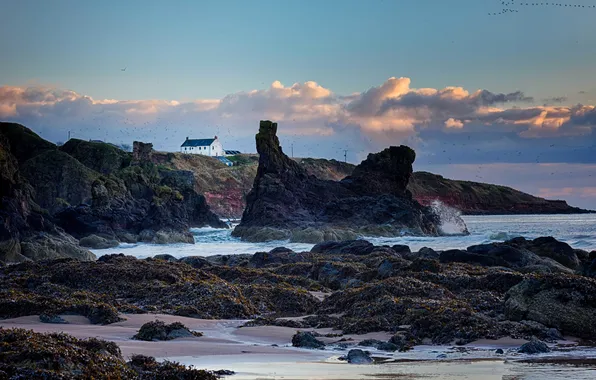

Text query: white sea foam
(91, 214), (596, 258)
(430, 199), (469, 235)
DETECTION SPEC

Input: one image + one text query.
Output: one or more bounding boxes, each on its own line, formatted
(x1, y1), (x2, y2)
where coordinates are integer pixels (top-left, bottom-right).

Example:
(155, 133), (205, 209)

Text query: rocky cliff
(0, 122), (225, 262)
(231, 120), (450, 243)
(0, 124), (94, 263)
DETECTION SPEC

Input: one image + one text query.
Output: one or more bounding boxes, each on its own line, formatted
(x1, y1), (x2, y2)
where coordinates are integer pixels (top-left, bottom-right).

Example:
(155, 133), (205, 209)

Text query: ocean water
(91, 214), (596, 259)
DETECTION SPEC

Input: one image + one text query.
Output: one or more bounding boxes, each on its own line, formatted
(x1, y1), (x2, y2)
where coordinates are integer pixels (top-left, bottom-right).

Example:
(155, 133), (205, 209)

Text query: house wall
(180, 139), (225, 157)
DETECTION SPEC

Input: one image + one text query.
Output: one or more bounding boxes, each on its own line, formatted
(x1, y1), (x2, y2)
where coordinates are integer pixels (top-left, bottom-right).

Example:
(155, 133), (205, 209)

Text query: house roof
(181, 138), (215, 147)
(225, 150), (241, 155)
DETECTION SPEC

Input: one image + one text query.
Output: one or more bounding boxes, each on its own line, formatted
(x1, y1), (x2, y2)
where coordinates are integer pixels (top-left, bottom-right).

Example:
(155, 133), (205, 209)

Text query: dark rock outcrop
(233, 121), (458, 243)
(344, 349), (373, 364)
(133, 320), (201, 341)
(291, 331), (326, 349)
(1, 123), (226, 261)
(518, 339), (550, 354)
(0, 124), (95, 263)
(504, 275), (596, 339)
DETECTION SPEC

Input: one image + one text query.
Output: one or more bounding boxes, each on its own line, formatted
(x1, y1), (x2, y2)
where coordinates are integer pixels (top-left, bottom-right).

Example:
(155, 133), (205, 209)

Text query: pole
(68, 131), (71, 140)
(291, 144), (294, 158)
(343, 149), (347, 163)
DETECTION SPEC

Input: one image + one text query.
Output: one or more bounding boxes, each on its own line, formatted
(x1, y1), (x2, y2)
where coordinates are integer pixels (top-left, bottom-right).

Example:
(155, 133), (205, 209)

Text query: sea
(91, 213), (596, 259)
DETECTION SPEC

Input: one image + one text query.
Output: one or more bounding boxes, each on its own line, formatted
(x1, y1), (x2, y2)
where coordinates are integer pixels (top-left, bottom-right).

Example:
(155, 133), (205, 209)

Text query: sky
(1, 0), (596, 209)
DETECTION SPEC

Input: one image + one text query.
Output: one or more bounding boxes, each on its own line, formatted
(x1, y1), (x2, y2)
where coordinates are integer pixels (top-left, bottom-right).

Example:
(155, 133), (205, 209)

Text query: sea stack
(232, 120), (464, 243)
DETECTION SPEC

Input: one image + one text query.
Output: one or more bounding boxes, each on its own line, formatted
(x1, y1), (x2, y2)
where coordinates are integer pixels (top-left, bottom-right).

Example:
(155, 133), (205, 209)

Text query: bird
(121, 67), (127, 72)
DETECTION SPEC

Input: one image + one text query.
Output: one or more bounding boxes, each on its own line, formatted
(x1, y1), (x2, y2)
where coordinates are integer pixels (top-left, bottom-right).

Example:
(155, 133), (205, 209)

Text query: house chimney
(214, 135), (218, 140)
(186, 136), (188, 141)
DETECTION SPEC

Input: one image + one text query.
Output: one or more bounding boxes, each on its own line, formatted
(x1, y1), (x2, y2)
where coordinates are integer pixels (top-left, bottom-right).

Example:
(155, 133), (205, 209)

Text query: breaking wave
(430, 200), (469, 236)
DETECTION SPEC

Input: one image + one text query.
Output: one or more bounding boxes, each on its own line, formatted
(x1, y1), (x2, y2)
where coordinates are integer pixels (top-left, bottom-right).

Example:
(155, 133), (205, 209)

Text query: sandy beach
(3, 313), (596, 379)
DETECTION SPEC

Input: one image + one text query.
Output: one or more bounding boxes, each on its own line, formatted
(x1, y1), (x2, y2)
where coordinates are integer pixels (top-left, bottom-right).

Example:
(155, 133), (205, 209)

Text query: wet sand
(2, 313), (596, 379)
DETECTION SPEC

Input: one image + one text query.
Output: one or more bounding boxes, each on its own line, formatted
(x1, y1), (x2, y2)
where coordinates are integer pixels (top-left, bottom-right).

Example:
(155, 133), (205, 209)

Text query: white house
(180, 136), (225, 156)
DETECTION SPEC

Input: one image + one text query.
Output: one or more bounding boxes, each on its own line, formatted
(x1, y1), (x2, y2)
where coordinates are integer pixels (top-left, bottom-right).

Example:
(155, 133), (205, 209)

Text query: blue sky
(1, 0), (596, 208)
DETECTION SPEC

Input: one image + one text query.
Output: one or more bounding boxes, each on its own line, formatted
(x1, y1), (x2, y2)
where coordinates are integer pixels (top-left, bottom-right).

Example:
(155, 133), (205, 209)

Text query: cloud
(1, 78), (595, 165)
(444, 118), (464, 129)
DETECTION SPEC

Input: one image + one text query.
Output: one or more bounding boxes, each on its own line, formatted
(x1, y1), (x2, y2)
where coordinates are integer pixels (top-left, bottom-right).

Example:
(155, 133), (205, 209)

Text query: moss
(60, 138), (131, 175)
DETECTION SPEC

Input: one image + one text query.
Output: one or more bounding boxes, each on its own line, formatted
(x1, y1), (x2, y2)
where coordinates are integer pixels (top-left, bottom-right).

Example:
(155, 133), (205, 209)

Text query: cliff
(0, 122), (225, 262)
(0, 124), (95, 263)
(408, 171), (592, 215)
(231, 120), (450, 242)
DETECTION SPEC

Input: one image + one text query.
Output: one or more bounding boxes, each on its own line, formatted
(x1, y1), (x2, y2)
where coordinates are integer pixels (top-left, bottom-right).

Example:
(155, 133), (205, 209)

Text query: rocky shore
(1, 234), (595, 377)
(233, 121), (464, 243)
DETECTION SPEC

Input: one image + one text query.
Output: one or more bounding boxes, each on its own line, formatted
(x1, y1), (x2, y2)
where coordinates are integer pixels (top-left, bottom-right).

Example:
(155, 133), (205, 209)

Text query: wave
(430, 200), (469, 236)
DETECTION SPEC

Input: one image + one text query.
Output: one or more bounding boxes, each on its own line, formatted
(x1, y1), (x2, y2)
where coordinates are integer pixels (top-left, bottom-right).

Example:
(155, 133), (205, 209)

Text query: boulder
(133, 321), (201, 341)
(518, 339), (550, 354)
(416, 247), (439, 260)
(291, 331), (325, 349)
(179, 256), (212, 269)
(345, 349), (373, 364)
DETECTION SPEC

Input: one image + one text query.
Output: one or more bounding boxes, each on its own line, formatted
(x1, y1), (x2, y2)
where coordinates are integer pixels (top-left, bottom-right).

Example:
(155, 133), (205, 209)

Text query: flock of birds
(490, 0), (596, 15)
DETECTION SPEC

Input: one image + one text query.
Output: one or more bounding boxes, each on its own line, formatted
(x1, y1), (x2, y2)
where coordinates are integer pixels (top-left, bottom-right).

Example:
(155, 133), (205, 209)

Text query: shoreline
(2, 313), (596, 379)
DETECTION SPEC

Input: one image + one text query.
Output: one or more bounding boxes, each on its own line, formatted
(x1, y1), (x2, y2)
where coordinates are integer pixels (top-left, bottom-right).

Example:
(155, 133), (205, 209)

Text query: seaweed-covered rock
(133, 320), (201, 341)
(291, 331), (326, 349)
(0, 328), (220, 379)
(504, 276), (596, 338)
(233, 120), (455, 242)
(518, 339), (550, 354)
(311, 240), (375, 256)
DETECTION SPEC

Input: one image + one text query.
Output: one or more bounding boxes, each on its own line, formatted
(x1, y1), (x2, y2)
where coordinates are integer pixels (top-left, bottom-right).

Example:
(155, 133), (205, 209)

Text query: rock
(311, 240), (375, 256)
(586, 258), (596, 278)
(416, 247), (439, 260)
(346, 349), (373, 364)
(495, 348), (504, 354)
(249, 248), (310, 268)
(546, 328), (563, 341)
(466, 242), (574, 273)
(60, 138), (130, 175)
(392, 244), (411, 255)
(518, 339), (550, 354)
(79, 234), (119, 249)
(291, 331), (326, 349)
(0, 126), (95, 263)
(153, 254), (178, 262)
(440, 249), (507, 267)
(179, 256), (212, 269)
(504, 276), (596, 339)
(133, 320), (201, 341)
(20, 231), (96, 262)
(39, 313), (68, 324)
(232, 120), (456, 243)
